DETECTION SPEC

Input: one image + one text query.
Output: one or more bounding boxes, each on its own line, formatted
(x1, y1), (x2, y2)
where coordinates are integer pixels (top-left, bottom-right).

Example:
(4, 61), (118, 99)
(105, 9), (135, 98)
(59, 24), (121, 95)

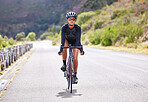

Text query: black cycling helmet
(66, 11), (77, 19)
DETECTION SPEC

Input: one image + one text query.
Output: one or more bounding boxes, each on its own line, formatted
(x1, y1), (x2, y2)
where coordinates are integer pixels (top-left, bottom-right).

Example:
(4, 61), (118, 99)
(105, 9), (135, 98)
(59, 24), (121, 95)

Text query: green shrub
(48, 26), (61, 34)
(129, 9), (134, 13)
(100, 28), (112, 46)
(2, 41), (7, 48)
(52, 41), (56, 45)
(88, 31), (101, 45)
(76, 11), (96, 26)
(125, 24), (143, 43)
(100, 24), (143, 45)
(8, 41), (13, 45)
(26, 32), (36, 41)
(4, 36), (8, 42)
(125, 37), (133, 44)
(111, 10), (120, 19)
(15, 32), (25, 41)
(81, 24), (89, 31)
(82, 35), (86, 41)
(101, 37), (112, 46)
(40, 32), (53, 40)
(0, 35), (3, 46)
(132, 0), (135, 3)
(137, 12), (148, 25)
(94, 10), (101, 15)
(111, 10), (126, 20)
(94, 20), (104, 29)
(8, 38), (15, 45)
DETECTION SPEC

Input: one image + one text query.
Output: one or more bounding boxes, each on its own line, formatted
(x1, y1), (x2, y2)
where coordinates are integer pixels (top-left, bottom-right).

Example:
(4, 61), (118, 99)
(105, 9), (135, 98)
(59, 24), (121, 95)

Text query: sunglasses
(68, 18), (76, 21)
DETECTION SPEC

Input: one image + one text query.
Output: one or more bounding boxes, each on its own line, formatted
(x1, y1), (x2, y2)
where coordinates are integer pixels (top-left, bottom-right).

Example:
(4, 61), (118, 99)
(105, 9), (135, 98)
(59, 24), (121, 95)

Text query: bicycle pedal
(73, 80), (78, 84)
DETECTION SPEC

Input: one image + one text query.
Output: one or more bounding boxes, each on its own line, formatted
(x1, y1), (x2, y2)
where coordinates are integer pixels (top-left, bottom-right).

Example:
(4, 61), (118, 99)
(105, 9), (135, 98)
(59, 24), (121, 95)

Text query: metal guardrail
(0, 43), (33, 71)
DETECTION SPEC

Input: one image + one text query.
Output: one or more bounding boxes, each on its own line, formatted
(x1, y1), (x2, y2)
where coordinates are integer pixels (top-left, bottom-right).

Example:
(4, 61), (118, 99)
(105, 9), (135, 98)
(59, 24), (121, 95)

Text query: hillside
(52, 0), (148, 51)
(78, 0), (118, 13)
(0, 0), (82, 38)
(0, 0), (117, 39)
(78, 0), (148, 49)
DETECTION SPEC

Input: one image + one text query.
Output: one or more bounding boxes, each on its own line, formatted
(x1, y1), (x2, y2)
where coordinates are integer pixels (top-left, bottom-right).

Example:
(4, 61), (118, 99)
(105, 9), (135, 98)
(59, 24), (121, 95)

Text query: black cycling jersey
(61, 23), (82, 46)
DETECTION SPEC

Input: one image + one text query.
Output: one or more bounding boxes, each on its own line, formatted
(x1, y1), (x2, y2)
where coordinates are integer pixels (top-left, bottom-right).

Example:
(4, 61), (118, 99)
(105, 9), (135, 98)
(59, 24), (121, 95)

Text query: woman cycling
(58, 11), (84, 84)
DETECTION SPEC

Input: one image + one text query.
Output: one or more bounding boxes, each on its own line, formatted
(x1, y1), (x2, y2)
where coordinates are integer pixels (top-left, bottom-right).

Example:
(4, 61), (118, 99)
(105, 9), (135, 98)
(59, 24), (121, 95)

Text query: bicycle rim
(67, 60), (70, 89)
(69, 59), (73, 93)
(66, 66), (70, 89)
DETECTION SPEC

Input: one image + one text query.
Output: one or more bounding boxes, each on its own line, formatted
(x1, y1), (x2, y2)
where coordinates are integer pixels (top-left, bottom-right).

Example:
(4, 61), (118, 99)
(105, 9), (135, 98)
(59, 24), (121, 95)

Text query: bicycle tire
(67, 58), (70, 90)
(69, 58), (72, 93)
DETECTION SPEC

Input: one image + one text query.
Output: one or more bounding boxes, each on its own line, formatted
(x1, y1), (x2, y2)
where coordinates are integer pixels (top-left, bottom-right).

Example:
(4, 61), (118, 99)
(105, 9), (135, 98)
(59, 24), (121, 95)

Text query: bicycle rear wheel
(69, 58), (73, 93)
(66, 58), (73, 93)
(66, 57), (74, 93)
(66, 58), (70, 90)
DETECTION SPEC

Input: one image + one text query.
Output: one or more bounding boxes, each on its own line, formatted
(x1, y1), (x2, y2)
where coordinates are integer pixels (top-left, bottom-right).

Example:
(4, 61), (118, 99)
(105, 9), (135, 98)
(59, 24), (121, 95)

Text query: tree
(15, 32), (25, 41)
(4, 35), (8, 41)
(26, 32), (36, 41)
(8, 37), (16, 45)
(0, 35), (4, 46)
(40, 32), (52, 40)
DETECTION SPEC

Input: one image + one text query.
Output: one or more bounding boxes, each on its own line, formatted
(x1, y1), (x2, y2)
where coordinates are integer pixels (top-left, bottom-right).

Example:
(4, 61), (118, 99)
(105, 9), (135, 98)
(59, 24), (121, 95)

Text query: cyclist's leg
(72, 48), (79, 84)
(61, 40), (69, 72)
(72, 48), (79, 73)
(62, 40), (69, 60)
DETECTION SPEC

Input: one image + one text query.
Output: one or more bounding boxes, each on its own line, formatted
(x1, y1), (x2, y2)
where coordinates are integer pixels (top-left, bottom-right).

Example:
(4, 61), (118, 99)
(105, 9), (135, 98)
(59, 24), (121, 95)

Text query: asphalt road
(0, 40), (148, 102)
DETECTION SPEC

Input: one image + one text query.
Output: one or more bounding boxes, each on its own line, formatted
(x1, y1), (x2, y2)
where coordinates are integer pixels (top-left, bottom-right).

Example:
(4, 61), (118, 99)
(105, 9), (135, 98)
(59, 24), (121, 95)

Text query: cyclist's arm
(58, 26), (66, 54)
(76, 26), (82, 46)
(61, 26), (66, 46)
(76, 26), (84, 53)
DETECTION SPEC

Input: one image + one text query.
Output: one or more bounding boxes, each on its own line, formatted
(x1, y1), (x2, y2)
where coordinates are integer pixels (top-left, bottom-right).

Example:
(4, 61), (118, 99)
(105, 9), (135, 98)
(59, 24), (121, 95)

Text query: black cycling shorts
(66, 39), (77, 46)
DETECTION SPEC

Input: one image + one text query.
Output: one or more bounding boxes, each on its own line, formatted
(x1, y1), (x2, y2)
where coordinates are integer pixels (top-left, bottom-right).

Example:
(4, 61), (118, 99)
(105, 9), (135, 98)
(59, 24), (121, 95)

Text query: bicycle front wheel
(66, 58), (71, 91)
(69, 58), (73, 93)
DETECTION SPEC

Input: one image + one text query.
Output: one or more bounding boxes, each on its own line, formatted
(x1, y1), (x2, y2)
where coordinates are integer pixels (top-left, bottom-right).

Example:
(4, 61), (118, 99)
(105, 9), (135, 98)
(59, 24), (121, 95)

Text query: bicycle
(62, 45), (82, 93)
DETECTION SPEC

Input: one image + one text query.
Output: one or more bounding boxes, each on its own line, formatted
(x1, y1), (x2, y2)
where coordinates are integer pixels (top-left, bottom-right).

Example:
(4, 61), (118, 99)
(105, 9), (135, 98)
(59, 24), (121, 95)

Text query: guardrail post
(4, 48), (9, 68)
(16, 46), (19, 60)
(13, 46), (17, 62)
(19, 45), (22, 56)
(0, 49), (5, 71)
(11, 47), (14, 63)
(0, 43), (33, 71)
(8, 47), (12, 66)
(23, 45), (25, 54)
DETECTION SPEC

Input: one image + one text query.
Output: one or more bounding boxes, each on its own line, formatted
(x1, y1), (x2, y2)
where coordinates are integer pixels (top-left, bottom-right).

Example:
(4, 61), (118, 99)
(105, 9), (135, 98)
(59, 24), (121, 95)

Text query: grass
(16, 68), (21, 71)
(0, 71), (4, 75)
(0, 68), (8, 76)
(88, 45), (148, 55)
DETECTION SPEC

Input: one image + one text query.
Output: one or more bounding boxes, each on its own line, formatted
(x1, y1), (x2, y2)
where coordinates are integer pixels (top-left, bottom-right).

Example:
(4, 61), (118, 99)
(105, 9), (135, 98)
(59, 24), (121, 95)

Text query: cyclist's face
(67, 17), (76, 26)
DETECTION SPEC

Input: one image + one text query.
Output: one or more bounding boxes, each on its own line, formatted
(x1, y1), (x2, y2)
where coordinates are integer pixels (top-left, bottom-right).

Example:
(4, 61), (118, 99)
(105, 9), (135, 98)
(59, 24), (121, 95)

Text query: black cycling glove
(79, 46), (85, 55)
(58, 45), (64, 55)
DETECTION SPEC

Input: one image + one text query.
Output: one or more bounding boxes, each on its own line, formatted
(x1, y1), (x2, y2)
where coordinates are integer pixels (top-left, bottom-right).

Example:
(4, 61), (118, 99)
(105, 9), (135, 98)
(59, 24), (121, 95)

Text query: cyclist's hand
(58, 51), (62, 55)
(79, 46), (84, 55)
(80, 51), (84, 55)
(58, 45), (64, 55)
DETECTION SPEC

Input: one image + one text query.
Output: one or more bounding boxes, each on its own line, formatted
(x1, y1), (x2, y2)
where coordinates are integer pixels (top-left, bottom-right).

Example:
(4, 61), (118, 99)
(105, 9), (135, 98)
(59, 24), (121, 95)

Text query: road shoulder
(0, 48), (34, 98)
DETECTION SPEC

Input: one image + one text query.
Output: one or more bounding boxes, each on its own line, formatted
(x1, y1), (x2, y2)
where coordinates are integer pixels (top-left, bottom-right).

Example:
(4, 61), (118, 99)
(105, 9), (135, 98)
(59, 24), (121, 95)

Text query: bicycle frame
(62, 45), (82, 93)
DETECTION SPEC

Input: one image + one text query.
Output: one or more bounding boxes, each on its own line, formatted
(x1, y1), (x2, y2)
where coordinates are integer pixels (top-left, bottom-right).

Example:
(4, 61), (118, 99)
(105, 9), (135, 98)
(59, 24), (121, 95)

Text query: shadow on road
(56, 89), (82, 98)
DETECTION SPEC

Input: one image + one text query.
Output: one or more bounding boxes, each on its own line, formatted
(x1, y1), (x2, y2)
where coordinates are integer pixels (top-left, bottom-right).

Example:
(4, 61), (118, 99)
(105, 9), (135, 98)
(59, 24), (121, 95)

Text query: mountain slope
(0, 0), (117, 38)
(78, 0), (118, 13)
(51, 0), (148, 51)
(77, 0), (148, 49)
(0, 0), (82, 38)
